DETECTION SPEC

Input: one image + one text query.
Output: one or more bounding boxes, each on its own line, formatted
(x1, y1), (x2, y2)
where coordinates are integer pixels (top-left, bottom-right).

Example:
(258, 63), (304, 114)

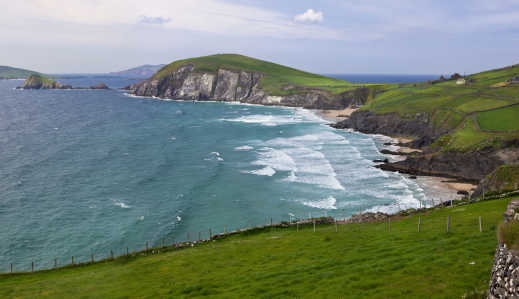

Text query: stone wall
(488, 199), (519, 298)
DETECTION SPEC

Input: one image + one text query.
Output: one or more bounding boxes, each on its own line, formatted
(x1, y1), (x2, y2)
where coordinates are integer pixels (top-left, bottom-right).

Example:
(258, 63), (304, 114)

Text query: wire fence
(2, 199), (494, 275)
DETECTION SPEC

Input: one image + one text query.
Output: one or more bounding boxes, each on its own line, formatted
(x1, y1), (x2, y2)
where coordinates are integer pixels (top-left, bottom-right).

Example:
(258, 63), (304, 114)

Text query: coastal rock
(331, 110), (442, 143)
(19, 74), (72, 89)
(126, 64), (370, 109)
(376, 148), (504, 183)
(89, 82), (109, 89)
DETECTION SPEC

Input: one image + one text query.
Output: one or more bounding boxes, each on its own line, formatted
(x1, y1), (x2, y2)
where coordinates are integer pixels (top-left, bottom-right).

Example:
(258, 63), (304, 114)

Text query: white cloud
(1, 0), (340, 41)
(294, 9), (324, 23)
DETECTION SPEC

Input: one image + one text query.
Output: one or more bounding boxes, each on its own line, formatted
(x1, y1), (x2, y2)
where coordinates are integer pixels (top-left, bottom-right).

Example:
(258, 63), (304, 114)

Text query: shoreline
(315, 108), (476, 201)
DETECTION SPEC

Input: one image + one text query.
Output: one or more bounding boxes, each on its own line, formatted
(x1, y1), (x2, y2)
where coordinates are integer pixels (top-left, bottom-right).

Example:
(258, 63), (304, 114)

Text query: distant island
(18, 74), (109, 90)
(109, 64), (166, 78)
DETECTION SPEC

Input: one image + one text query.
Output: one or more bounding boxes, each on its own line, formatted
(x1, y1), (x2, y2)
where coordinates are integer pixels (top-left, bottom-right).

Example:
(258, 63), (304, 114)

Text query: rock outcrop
(89, 82), (109, 89)
(20, 74), (72, 89)
(488, 199), (519, 298)
(125, 64), (369, 109)
(331, 110), (443, 148)
(473, 164), (519, 197)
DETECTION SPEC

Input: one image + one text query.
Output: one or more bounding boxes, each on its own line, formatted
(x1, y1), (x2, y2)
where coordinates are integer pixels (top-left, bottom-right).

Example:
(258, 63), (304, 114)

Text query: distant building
(456, 78), (466, 85)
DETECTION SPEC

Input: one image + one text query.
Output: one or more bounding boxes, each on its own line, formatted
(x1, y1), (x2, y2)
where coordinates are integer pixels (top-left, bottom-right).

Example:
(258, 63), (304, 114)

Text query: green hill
(0, 66), (40, 79)
(361, 64), (519, 151)
(0, 197), (513, 298)
(153, 54), (357, 95)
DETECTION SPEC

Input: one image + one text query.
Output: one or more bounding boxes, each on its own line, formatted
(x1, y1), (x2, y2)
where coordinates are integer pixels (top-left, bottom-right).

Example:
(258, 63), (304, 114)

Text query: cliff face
(333, 109), (519, 185)
(377, 149), (506, 183)
(126, 64), (369, 109)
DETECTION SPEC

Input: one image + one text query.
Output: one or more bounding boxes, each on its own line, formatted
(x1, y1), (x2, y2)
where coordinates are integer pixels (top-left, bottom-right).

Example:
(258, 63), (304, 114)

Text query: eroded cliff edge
(333, 110), (519, 186)
(125, 64), (369, 109)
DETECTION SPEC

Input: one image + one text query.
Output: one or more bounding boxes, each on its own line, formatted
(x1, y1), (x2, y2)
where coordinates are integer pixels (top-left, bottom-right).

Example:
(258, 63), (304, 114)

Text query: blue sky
(1, 0), (518, 74)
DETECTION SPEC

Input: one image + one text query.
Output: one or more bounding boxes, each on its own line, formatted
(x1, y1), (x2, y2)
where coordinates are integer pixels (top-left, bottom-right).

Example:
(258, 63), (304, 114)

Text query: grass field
(361, 63), (519, 151)
(477, 104), (519, 132)
(152, 54), (358, 95)
(0, 197), (513, 298)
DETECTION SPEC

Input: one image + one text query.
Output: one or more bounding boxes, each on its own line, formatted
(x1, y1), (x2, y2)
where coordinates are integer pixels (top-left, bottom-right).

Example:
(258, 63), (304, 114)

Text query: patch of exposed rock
(125, 64), (370, 109)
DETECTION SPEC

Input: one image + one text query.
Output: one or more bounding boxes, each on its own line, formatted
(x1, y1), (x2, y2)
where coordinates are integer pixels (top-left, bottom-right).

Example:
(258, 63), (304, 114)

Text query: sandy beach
(313, 108), (358, 122)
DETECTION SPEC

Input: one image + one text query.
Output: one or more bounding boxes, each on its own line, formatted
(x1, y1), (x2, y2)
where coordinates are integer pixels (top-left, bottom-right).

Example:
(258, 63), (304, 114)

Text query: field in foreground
(0, 198), (513, 298)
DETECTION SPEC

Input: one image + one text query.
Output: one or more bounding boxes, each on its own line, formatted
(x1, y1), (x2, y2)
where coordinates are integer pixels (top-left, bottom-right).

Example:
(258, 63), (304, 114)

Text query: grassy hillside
(0, 197), (513, 298)
(0, 66), (39, 79)
(362, 64), (519, 151)
(153, 54), (358, 95)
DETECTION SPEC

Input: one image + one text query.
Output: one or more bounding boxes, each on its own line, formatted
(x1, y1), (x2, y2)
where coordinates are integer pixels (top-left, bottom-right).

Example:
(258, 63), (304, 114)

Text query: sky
(1, 0), (519, 74)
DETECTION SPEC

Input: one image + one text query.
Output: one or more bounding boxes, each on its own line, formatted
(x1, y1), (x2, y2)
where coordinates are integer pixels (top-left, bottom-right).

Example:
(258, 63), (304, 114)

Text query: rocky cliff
(333, 110), (519, 186)
(126, 64), (369, 109)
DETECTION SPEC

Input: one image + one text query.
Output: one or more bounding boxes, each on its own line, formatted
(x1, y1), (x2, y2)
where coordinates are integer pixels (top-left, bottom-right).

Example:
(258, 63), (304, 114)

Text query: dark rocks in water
(457, 190), (469, 195)
(409, 175), (417, 179)
(89, 82), (109, 89)
(383, 142), (394, 146)
(373, 158), (389, 163)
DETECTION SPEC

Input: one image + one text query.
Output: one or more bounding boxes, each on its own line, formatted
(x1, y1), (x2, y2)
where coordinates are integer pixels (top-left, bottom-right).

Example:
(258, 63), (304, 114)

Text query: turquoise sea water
(1, 78), (436, 271)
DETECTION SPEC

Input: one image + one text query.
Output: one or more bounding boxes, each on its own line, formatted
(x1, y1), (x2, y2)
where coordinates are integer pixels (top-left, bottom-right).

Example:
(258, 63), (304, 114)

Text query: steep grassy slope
(153, 54), (357, 95)
(0, 66), (39, 79)
(362, 64), (519, 150)
(0, 198), (512, 298)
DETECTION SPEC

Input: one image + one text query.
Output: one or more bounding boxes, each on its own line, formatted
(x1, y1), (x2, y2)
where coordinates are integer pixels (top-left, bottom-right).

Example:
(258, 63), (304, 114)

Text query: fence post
(91, 253), (94, 263)
(126, 247), (129, 256)
(146, 241), (149, 251)
(388, 218), (391, 232)
(297, 222), (299, 232)
(313, 220), (316, 232)
(342, 208), (345, 221)
(71, 256), (74, 265)
(110, 249), (113, 260)
(162, 239), (165, 248)
(198, 232), (201, 241)
(54, 258), (57, 268)
(10, 263), (13, 273)
(447, 216), (450, 233)
(32, 261), (34, 272)
(224, 225), (227, 234)
(187, 232), (190, 242)
(418, 216), (421, 232)
(335, 219), (338, 232)
(479, 216), (482, 232)
(270, 217), (273, 227)
(209, 229), (212, 240)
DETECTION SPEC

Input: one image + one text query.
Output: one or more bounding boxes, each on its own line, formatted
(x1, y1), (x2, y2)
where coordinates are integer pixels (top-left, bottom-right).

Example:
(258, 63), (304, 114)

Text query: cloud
(294, 9), (324, 23)
(2, 0), (340, 41)
(139, 16), (171, 25)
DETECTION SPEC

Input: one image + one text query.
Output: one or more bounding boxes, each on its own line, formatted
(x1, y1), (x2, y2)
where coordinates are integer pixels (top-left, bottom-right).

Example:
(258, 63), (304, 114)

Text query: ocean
(0, 75), (449, 271)
(325, 74), (440, 83)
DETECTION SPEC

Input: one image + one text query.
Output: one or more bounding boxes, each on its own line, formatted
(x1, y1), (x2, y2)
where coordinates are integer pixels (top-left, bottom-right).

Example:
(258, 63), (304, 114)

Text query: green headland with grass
(0, 66), (40, 79)
(152, 54), (363, 96)
(0, 197), (513, 298)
